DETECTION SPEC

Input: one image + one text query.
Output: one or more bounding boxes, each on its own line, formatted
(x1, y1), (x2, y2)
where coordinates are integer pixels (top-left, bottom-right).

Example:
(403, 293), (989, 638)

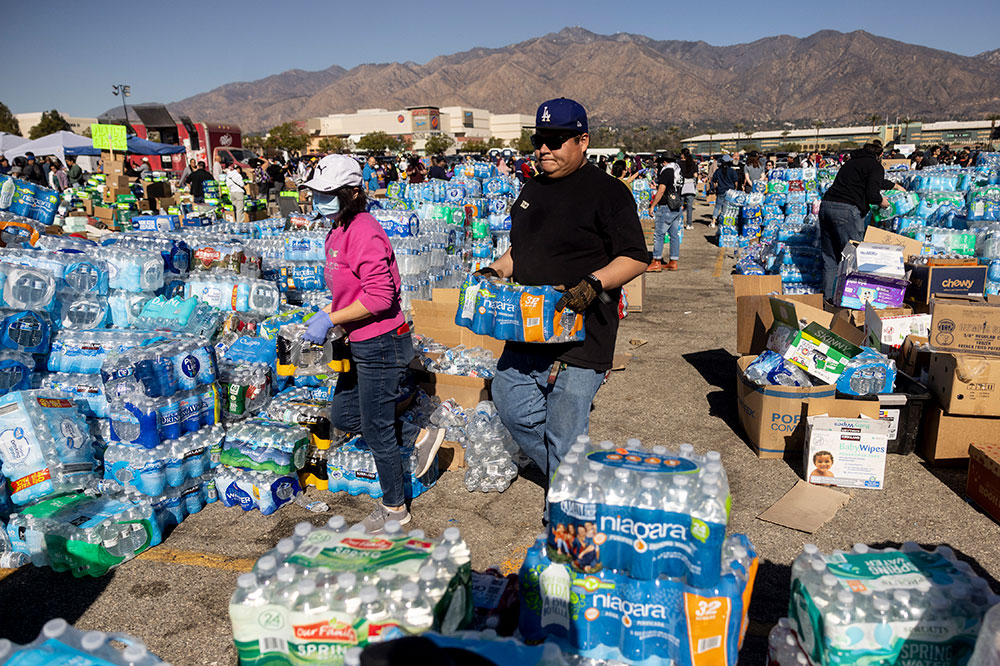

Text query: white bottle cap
(327, 515), (346, 530)
(81, 631), (106, 652)
(337, 572), (357, 588)
(625, 437), (641, 448)
(42, 618), (68, 638)
(651, 445), (667, 455)
(123, 644), (148, 662)
(297, 579), (316, 595)
(237, 573), (257, 589)
(873, 597), (891, 612)
(384, 519), (402, 535)
(640, 477), (657, 490)
(257, 556), (277, 574)
(837, 590), (853, 604)
(893, 589), (911, 604)
(822, 574), (838, 588)
(419, 566), (436, 582)
(408, 529), (426, 539)
(276, 538), (295, 555)
(443, 527), (460, 542)
(401, 582), (419, 600)
(432, 546), (449, 561)
(598, 440), (614, 450)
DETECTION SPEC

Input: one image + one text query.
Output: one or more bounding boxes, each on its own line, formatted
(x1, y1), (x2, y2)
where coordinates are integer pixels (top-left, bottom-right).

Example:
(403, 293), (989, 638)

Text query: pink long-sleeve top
(323, 212), (405, 342)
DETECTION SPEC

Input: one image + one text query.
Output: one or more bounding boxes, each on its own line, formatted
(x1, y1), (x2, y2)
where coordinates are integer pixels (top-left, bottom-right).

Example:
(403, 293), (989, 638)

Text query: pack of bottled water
(0, 390), (97, 506)
(264, 387), (334, 446)
(215, 466), (303, 515)
(519, 531), (757, 665)
(462, 401), (519, 493)
(183, 271), (280, 315)
(745, 349), (813, 388)
(417, 342), (497, 379)
(787, 542), (1000, 666)
(103, 424), (223, 496)
(106, 384), (219, 449)
(455, 274), (584, 344)
(325, 436), (437, 501)
(219, 419), (310, 476)
(102, 234), (192, 275)
(276, 321), (348, 377)
(0, 618), (169, 665)
(229, 520), (472, 665)
(5, 487), (162, 577)
(47, 330), (161, 374)
(148, 471), (218, 532)
(100, 336), (218, 404)
(546, 438), (731, 586)
(218, 361), (272, 422)
(129, 294), (221, 335)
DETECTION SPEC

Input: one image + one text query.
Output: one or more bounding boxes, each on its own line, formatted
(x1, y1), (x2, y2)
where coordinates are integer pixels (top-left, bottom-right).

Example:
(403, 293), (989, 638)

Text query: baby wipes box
(805, 416), (889, 490)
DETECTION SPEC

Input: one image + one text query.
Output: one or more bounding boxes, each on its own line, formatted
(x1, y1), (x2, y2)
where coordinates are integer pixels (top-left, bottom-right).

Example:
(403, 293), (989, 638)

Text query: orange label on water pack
(12, 468), (51, 494)
(519, 292), (546, 342)
(739, 556), (759, 648)
(684, 593), (730, 666)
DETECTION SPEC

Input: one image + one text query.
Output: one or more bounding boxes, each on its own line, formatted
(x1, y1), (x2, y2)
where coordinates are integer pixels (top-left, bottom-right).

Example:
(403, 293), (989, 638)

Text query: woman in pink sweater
(302, 155), (444, 534)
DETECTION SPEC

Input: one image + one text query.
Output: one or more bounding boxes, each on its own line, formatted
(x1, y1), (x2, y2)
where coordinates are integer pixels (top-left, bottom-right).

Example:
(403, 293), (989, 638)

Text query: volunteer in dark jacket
(818, 140), (905, 300)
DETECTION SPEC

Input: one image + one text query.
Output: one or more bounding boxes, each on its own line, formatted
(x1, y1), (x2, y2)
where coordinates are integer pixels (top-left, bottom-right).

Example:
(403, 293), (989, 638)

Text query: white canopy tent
(3, 131), (101, 172)
(0, 132), (27, 154)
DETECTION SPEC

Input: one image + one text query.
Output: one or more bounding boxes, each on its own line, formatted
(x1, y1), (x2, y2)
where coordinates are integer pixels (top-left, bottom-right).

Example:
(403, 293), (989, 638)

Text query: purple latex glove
(303, 312), (335, 343)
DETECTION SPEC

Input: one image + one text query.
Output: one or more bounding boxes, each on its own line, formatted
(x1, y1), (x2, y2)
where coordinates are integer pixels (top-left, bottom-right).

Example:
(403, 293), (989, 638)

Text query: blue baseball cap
(535, 98), (588, 134)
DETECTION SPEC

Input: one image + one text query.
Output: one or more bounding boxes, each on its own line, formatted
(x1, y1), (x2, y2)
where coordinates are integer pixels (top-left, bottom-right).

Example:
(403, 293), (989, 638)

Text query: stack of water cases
(0, 618), (168, 665)
(215, 419), (310, 515)
(773, 542), (1000, 666)
(100, 336), (223, 532)
(325, 433), (438, 501)
(229, 520), (473, 665)
(454, 274), (584, 344)
(519, 438), (758, 666)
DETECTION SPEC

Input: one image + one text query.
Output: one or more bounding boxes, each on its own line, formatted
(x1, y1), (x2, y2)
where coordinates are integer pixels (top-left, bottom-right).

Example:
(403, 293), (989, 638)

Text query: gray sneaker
(413, 427), (446, 477)
(356, 503), (411, 534)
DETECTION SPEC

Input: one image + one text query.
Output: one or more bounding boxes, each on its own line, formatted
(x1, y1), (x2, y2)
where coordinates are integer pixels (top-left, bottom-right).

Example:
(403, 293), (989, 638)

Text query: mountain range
(168, 28), (1000, 133)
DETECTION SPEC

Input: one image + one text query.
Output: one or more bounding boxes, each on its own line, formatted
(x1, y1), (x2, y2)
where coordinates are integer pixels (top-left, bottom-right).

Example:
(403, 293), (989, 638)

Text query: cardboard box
(898, 335), (931, 383)
(735, 355), (879, 458)
(92, 206), (115, 223)
(907, 264), (987, 304)
(927, 353), (1000, 416)
(437, 440), (466, 470)
(833, 304), (912, 328)
(733, 275), (825, 355)
(967, 444), (1000, 523)
(920, 402), (1000, 465)
(929, 296), (1000, 357)
(863, 306), (932, 352)
(784, 322), (864, 384)
(839, 243), (906, 278)
(863, 227), (924, 261)
(106, 174), (130, 189)
(411, 289), (506, 357)
(416, 369), (490, 408)
(837, 272), (909, 310)
(622, 274), (645, 313)
(805, 416), (890, 490)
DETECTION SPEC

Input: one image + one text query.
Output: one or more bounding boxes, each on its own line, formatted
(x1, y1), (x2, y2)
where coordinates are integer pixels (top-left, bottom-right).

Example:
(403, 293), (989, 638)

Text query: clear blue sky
(2, 0), (997, 117)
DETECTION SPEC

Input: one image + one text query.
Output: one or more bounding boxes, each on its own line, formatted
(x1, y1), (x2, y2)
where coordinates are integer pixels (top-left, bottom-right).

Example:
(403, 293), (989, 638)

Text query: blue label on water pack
(224, 481), (255, 511)
(181, 355), (200, 379)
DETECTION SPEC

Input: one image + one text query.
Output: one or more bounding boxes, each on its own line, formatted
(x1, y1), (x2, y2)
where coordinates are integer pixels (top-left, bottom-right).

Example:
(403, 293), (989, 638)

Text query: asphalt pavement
(1, 199), (998, 664)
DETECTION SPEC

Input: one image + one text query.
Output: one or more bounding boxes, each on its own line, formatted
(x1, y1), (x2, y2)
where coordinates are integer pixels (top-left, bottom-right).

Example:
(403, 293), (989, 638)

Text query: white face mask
(312, 191), (341, 217)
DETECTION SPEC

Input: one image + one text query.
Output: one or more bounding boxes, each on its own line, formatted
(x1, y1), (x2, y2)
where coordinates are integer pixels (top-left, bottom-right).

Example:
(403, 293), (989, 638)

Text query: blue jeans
(653, 206), (683, 261)
(713, 191), (728, 223)
(331, 330), (420, 507)
(492, 349), (606, 480)
(819, 200), (867, 301)
(682, 194), (695, 226)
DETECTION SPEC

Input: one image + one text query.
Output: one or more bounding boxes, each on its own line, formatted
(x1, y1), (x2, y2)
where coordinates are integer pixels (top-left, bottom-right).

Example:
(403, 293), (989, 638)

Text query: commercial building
(306, 105), (533, 154)
(14, 112), (97, 137)
(681, 119), (999, 154)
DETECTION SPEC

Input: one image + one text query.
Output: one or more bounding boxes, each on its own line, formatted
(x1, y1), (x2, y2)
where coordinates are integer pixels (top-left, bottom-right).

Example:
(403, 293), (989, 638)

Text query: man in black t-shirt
(479, 98), (649, 482)
(187, 161), (214, 203)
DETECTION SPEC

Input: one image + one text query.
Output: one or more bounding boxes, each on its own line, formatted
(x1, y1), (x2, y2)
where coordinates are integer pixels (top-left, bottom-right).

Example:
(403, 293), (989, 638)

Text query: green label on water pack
(285, 531), (435, 576)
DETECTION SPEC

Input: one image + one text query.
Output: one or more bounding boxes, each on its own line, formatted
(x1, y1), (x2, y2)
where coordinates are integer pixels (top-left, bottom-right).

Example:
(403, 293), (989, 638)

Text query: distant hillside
(169, 28), (1000, 132)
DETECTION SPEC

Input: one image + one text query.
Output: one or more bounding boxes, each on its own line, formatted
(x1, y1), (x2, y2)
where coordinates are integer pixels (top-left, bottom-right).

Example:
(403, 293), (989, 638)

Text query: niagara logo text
(594, 594), (669, 619)
(600, 515), (687, 541)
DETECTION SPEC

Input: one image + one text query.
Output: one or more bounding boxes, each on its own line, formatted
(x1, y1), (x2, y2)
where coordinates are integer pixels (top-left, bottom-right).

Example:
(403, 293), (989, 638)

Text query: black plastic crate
(839, 372), (930, 455)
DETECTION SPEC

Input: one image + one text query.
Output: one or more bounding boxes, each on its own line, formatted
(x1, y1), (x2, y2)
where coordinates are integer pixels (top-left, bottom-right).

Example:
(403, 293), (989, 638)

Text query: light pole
(112, 84), (132, 133)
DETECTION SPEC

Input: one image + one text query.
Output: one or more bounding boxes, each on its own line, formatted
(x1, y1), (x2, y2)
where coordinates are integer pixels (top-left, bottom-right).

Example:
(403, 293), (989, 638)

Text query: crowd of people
(0, 152), (86, 191)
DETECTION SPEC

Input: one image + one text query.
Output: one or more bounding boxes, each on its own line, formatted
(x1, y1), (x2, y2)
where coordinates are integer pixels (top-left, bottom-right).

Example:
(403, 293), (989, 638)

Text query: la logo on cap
(540, 107), (551, 123)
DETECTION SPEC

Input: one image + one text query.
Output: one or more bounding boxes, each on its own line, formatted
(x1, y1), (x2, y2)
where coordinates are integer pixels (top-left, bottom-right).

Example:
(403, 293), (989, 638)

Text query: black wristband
(583, 273), (603, 293)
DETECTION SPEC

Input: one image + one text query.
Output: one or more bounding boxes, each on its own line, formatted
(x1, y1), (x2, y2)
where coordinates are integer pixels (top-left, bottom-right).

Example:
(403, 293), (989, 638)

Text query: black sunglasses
(530, 133), (583, 150)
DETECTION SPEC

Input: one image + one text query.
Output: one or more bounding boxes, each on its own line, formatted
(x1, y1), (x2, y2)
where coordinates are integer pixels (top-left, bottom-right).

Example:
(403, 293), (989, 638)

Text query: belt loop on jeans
(396, 322), (411, 335)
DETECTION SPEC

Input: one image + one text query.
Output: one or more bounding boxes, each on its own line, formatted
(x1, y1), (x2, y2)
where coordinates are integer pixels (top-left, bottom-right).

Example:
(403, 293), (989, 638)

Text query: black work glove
(473, 267), (499, 279)
(555, 278), (600, 313)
